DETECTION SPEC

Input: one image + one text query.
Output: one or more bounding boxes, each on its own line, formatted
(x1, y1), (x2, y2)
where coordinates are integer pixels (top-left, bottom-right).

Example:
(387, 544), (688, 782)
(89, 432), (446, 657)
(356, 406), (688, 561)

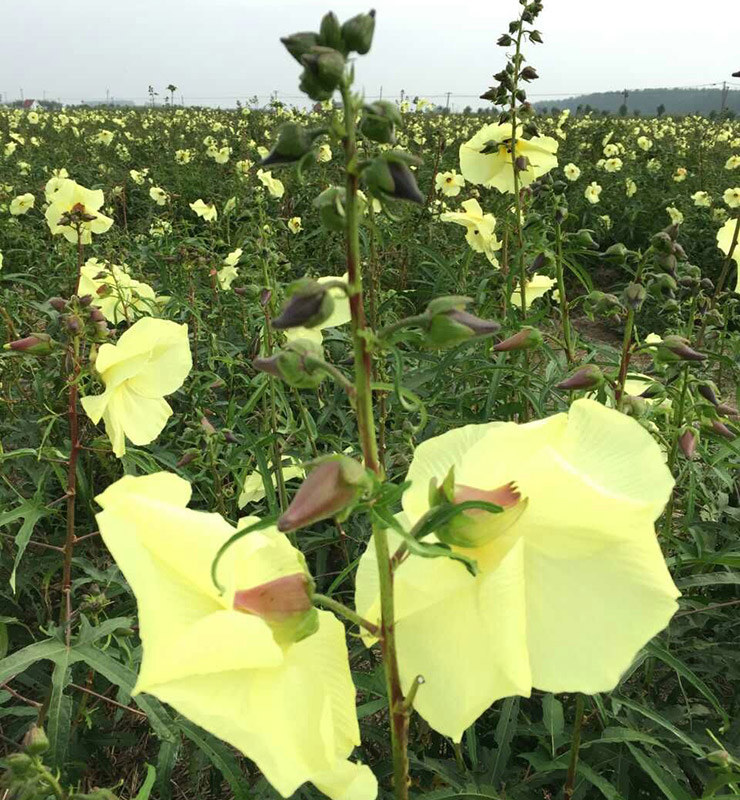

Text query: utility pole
(400, 88), (405, 105)
(379, 85), (383, 100)
(720, 81), (728, 113)
(20, 87), (24, 102)
(106, 87), (110, 104)
(445, 91), (451, 111)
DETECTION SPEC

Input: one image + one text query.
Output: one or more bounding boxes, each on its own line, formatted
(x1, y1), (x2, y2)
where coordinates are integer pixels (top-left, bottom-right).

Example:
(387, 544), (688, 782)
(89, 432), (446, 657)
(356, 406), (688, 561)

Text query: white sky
(3, 0), (739, 108)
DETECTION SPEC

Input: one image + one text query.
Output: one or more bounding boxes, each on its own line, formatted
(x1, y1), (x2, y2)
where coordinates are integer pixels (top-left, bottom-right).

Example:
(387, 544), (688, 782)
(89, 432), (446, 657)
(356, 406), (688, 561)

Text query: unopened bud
(200, 415), (217, 436)
(555, 364), (604, 391)
(656, 335), (706, 363)
(176, 450), (199, 468)
(278, 456), (370, 532)
(281, 31), (320, 64)
(253, 339), (327, 389)
(4, 333), (55, 355)
(710, 419), (735, 439)
(273, 278), (335, 329)
(260, 122), (321, 167)
(364, 151), (424, 204)
(678, 428), (698, 459)
(716, 403), (738, 417)
(493, 326), (543, 352)
(423, 296), (500, 348)
(623, 282), (647, 311)
(341, 9), (376, 54)
(697, 382), (719, 406)
(23, 726), (49, 755)
(49, 296), (68, 312)
(651, 231), (673, 253)
(360, 100), (402, 144)
(300, 46), (345, 100)
(605, 242), (628, 261)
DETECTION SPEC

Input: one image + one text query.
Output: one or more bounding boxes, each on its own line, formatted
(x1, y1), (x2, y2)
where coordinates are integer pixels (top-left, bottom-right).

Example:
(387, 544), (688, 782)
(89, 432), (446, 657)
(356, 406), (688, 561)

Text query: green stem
(312, 594), (379, 636)
(615, 250), (650, 410)
(555, 222), (575, 365)
(35, 760), (66, 800)
(663, 364), (689, 536)
(564, 694), (585, 799)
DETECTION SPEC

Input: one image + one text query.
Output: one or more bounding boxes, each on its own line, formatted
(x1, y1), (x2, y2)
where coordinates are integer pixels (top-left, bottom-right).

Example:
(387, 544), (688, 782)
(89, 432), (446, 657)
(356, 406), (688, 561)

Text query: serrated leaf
(0, 639), (69, 684)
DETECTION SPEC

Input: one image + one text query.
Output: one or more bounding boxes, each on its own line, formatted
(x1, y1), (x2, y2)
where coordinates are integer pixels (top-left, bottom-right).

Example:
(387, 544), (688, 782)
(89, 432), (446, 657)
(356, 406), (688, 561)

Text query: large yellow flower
(459, 123), (558, 193)
(95, 472), (376, 800)
(356, 399), (679, 742)
(439, 199), (502, 266)
(44, 178), (113, 244)
(81, 318), (192, 457)
(510, 273), (557, 308)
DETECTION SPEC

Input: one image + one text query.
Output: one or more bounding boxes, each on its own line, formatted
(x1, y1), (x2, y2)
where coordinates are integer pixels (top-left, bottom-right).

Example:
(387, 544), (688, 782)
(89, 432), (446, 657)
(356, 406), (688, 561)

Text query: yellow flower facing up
(435, 170), (465, 197)
(239, 458), (306, 508)
(149, 186), (169, 206)
(666, 206), (684, 226)
(81, 317), (192, 457)
(217, 265), (239, 291)
(317, 143), (333, 163)
(723, 187), (740, 209)
(223, 247), (243, 267)
(439, 198), (502, 266)
(692, 190), (711, 208)
(716, 218), (740, 293)
(190, 198), (218, 222)
(79, 258), (159, 323)
(355, 399), (679, 742)
(510, 273), (557, 308)
(45, 179), (114, 244)
(625, 178), (637, 197)
(724, 155), (740, 170)
(584, 181), (602, 204)
(94, 472), (376, 800)
(257, 169), (285, 199)
(288, 216), (303, 234)
(459, 123), (558, 193)
(9, 192), (35, 215)
(563, 163), (581, 181)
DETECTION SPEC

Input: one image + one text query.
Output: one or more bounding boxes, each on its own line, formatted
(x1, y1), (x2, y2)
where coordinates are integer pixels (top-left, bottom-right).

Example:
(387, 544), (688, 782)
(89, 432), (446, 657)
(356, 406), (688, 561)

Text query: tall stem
(615, 251), (649, 409)
(341, 81), (408, 800)
(663, 364), (689, 537)
(564, 694), (585, 799)
(555, 222), (575, 365)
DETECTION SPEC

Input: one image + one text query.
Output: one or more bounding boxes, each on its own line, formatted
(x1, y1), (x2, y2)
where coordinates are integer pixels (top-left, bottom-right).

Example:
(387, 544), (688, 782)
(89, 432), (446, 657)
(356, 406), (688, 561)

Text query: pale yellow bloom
(716, 218), (740, 293)
(257, 169), (285, 199)
(217, 266), (239, 291)
(94, 472), (376, 800)
(510, 273), (557, 308)
(149, 186), (169, 206)
(563, 163), (581, 181)
(45, 179), (114, 244)
(603, 157), (623, 173)
(317, 144), (333, 163)
(223, 248), (243, 267)
(283, 273), (351, 347)
(724, 155), (740, 170)
(355, 399), (678, 742)
(129, 169), (148, 185)
(288, 216), (303, 234)
(239, 459), (306, 508)
(459, 123), (558, 193)
(79, 258), (158, 323)
(637, 136), (652, 151)
(439, 198), (502, 266)
(190, 199), (218, 222)
(673, 167), (687, 182)
(81, 318), (192, 457)
(625, 179), (637, 197)
(723, 187), (740, 209)
(666, 206), (684, 226)
(9, 192), (35, 215)
(691, 191), (711, 208)
(584, 181), (602, 204)
(435, 170), (465, 197)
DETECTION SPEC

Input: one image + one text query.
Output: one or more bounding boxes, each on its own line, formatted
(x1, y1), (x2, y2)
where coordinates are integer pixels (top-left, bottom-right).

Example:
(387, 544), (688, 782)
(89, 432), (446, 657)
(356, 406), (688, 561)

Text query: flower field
(1, 3), (740, 800)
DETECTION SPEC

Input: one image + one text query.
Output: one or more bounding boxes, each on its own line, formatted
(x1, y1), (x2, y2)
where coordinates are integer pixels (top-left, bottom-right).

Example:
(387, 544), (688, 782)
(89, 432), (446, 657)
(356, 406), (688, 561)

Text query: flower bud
(341, 9), (376, 54)
(520, 66), (539, 81)
(281, 31), (320, 64)
(605, 242), (628, 261)
(651, 231), (673, 253)
(493, 326), (543, 352)
(254, 339), (327, 389)
(360, 100), (401, 144)
(23, 726), (49, 755)
(300, 46), (345, 100)
(49, 296), (68, 312)
(260, 122), (321, 167)
(273, 278), (335, 329)
(364, 152), (424, 204)
(278, 455), (370, 532)
(656, 335), (706, 363)
(5, 752), (34, 778)
(423, 297), (500, 349)
(697, 382), (720, 406)
(623, 282), (647, 311)
(313, 185), (348, 232)
(555, 364), (604, 391)
(234, 573), (318, 645)
(574, 228), (597, 249)
(716, 403), (738, 418)
(710, 419), (735, 439)
(318, 11), (343, 50)
(4, 333), (55, 355)
(679, 427), (698, 459)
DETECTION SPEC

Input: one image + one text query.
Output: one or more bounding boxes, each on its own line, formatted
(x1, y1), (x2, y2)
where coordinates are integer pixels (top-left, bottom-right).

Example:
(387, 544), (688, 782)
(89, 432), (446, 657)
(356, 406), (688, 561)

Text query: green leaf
(0, 498), (48, 592)
(178, 719), (249, 800)
(133, 764), (157, 800)
(47, 653), (73, 770)
(576, 759), (626, 800)
(625, 743), (692, 800)
(155, 739), (180, 800)
(489, 696), (519, 786)
(0, 639), (69, 684)
(76, 617), (133, 646)
(614, 696), (703, 756)
(542, 693), (564, 758)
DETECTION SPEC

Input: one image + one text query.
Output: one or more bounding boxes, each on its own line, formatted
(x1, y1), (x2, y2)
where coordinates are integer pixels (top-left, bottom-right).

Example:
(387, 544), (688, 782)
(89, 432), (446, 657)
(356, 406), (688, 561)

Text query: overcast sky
(3, 0), (739, 109)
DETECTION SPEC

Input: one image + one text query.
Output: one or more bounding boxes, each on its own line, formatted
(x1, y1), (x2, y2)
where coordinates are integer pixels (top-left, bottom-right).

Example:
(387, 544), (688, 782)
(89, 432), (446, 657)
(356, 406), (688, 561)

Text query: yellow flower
(563, 163), (580, 181)
(129, 169), (149, 185)
(510, 273), (556, 308)
(439, 199), (502, 266)
(95, 130), (114, 145)
(724, 155), (740, 170)
(94, 472), (377, 800)
(45, 179), (114, 244)
(317, 144), (333, 163)
(584, 181), (602, 204)
(223, 247), (243, 267)
(235, 158), (253, 177)
(81, 318), (192, 457)
(9, 192), (35, 215)
(175, 149), (193, 164)
(435, 170), (465, 197)
(603, 157), (623, 173)
(239, 458), (306, 508)
(666, 206), (683, 226)
(190, 198), (218, 222)
(288, 216), (303, 234)
(691, 191), (711, 208)
(214, 145), (231, 164)
(79, 258), (158, 323)
(459, 123), (558, 193)
(149, 186), (169, 206)
(0, 251), (4, 270)
(625, 178), (637, 197)
(716, 219), (740, 292)
(355, 399), (679, 742)
(217, 265), (239, 290)
(637, 136), (652, 151)
(257, 169), (285, 199)
(673, 167), (687, 182)
(723, 187), (740, 209)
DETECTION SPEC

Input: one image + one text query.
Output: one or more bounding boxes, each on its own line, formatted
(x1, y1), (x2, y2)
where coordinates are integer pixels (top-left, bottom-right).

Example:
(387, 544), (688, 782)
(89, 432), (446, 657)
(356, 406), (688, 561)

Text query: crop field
(1, 3), (740, 800)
